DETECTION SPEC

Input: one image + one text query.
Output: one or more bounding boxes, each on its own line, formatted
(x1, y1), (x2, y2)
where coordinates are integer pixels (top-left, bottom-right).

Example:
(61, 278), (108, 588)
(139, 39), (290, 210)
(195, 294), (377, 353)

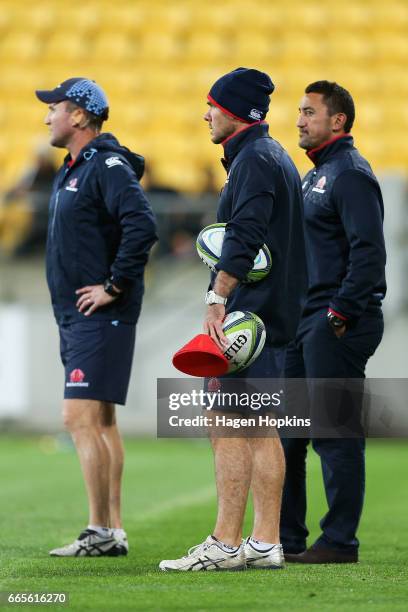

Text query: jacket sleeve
(216, 157), (275, 280)
(330, 169), (386, 320)
(97, 158), (158, 288)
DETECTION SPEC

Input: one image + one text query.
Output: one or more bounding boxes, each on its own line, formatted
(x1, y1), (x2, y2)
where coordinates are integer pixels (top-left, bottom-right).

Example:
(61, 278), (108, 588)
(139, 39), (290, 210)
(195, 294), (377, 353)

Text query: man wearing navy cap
(36, 78), (157, 556)
(160, 68), (307, 571)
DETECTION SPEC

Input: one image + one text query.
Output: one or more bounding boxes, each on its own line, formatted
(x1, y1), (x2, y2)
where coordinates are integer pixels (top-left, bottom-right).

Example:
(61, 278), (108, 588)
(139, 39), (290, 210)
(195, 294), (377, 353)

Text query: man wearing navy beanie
(207, 67), (274, 124)
(159, 69), (307, 572)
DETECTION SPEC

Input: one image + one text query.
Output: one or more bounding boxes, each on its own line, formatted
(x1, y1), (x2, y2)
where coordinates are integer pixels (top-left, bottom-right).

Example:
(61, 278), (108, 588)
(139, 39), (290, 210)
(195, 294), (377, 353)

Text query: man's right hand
(204, 304), (229, 351)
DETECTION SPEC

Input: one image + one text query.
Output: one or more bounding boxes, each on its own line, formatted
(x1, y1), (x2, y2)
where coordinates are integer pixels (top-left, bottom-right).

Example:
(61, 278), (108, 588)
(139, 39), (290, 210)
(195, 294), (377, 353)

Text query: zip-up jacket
(301, 135), (386, 320)
(47, 133), (157, 324)
(213, 122), (307, 346)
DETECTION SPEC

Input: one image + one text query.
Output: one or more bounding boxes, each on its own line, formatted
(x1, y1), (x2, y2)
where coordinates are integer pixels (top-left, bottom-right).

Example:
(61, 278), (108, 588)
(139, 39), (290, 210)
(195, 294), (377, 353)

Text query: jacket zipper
(51, 189), (60, 239)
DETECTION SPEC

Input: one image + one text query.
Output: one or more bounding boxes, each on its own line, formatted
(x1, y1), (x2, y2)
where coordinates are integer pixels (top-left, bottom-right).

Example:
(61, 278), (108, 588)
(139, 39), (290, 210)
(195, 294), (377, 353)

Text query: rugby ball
(222, 311), (266, 374)
(196, 223), (272, 283)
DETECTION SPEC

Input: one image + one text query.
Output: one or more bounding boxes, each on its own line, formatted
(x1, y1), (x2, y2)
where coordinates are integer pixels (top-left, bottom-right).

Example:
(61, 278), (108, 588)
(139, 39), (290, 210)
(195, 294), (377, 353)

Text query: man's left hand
(76, 285), (117, 316)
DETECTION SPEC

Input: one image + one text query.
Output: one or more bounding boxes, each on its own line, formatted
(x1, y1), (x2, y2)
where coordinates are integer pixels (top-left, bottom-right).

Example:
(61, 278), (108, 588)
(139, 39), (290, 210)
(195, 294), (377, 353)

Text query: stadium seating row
(0, 1), (406, 191)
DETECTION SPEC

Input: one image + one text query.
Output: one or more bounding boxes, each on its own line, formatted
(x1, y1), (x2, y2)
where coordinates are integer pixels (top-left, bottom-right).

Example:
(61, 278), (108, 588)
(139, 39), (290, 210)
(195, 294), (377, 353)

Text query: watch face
(329, 314), (344, 328)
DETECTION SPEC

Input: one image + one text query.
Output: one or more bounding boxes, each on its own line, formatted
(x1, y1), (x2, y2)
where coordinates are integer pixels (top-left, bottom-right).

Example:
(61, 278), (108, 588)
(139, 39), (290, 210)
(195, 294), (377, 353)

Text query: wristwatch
(103, 278), (122, 298)
(327, 310), (346, 329)
(205, 290), (227, 305)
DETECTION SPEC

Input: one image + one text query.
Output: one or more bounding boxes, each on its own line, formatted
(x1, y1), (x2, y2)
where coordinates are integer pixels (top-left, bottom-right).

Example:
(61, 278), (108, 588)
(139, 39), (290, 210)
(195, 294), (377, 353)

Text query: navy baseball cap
(35, 77), (109, 119)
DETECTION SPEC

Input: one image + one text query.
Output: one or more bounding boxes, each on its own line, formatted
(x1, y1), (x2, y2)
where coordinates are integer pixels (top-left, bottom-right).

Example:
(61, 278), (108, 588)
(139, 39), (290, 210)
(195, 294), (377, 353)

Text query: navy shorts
(59, 320), (136, 405)
(205, 345), (287, 415)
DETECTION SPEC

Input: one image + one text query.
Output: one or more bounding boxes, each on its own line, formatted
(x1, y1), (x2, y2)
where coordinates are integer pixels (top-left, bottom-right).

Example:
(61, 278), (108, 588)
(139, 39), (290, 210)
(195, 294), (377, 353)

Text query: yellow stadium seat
(279, 33), (323, 66)
(371, 3), (408, 31)
(273, 3), (328, 29)
(355, 103), (384, 131)
(185, 33), (229, 63)
(42, 31), (90, 63)
(141, 4), (192, 33)
(325, 35), (373, 64)
(188, 5), (238, 32)
(137, 32), (181, 62)
(0, 5), (13, 33)
(15, 4), (58, 33)
(97, 5), (146, 34)
(233, 32), (279, 64)
(0, 32), (41, 62)
(378, 68), (408, 96)
(373, 34), (408, 64)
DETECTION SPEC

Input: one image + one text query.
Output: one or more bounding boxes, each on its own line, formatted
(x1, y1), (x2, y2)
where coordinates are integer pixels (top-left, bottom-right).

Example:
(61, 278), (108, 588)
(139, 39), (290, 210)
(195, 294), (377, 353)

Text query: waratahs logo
(65, 178), (78, 192)
(70, 369), (84, 383)
(312, 175), (327, 194)
(67, 369), (89, 387)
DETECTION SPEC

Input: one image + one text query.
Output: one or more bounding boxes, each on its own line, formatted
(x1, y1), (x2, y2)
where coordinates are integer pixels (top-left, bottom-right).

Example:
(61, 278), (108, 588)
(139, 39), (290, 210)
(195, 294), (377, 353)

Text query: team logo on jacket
(105, 156), (123, 168)
(208, 377), (222, 393)
(249, 108), (262, 121)
(65, 178), (78, 192)
(67, 368), (89, 387)
(312, 176), (326, 194)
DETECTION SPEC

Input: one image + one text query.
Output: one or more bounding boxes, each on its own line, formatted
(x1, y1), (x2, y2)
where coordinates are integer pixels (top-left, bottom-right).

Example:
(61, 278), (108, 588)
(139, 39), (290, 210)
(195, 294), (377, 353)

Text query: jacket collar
(306, 134), (354, 167)
(63, 133), (110, 168)
(221, 122), (269, 169)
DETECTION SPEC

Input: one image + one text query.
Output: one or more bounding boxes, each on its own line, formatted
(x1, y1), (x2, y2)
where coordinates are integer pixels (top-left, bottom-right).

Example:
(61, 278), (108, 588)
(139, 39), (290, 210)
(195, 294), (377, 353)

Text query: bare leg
(249, 434), (285, 543)
(63, 399), (110, 527)
(100, 402), (124, 529)
(210, 416), (252, 547)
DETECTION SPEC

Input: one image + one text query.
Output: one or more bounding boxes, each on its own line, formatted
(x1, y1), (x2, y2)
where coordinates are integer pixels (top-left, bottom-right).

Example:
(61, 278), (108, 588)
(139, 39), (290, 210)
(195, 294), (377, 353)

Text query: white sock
(211, 535), (239, 552)
(88, 525), (111, 538)
(249, 537), (277, 551)
(112, 528), (127, 539)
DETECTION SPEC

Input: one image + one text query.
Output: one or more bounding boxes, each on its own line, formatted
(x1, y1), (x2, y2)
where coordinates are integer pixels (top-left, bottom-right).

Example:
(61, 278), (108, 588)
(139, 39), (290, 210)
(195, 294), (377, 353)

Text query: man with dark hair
(36, 78), (157, 556)
(281, 81), (386, 563)
(160, 68), (306, 571)
(304, 81), (355, 133)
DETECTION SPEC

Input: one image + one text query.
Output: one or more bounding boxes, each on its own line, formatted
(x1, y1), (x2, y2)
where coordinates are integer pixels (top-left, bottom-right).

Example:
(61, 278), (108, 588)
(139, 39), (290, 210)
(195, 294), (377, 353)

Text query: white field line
(132, 485), (216, 523)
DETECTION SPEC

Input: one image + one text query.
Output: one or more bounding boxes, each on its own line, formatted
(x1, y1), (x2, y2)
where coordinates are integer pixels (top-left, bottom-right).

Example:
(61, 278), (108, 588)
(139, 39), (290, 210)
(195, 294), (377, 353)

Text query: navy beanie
(208, 67), (275, 123)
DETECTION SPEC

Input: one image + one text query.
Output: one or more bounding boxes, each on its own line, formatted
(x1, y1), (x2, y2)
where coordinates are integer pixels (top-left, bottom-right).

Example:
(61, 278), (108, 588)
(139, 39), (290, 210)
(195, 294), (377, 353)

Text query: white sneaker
(159, 535), (246, 572)
(113, 529), (129, 556)
(49, 528), (121, 557)
(244, 537), (284, 569)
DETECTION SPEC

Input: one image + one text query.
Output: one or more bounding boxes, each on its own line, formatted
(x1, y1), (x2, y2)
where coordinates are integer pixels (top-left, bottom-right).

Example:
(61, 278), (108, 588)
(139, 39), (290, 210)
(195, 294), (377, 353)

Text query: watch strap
(205, 290), (227, 305)
(103, 278), (122, 298)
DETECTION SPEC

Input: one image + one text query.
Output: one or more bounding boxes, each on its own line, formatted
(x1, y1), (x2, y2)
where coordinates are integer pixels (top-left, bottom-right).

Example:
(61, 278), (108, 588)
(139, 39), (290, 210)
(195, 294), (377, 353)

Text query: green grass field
(0, 436), (407, 611)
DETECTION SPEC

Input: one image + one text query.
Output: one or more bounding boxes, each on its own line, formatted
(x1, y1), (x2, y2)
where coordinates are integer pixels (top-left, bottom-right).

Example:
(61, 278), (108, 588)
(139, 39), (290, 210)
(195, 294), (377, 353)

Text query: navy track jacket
(213, 122), (307, 346)
(301, 135), (386, 320)
(46, 133), (157, 324)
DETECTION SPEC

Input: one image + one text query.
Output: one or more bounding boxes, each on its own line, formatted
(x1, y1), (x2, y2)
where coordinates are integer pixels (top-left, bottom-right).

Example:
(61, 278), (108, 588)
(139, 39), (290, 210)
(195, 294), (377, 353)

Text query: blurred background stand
(0, 142), (56, 257)
(0, 0), (407, 434)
